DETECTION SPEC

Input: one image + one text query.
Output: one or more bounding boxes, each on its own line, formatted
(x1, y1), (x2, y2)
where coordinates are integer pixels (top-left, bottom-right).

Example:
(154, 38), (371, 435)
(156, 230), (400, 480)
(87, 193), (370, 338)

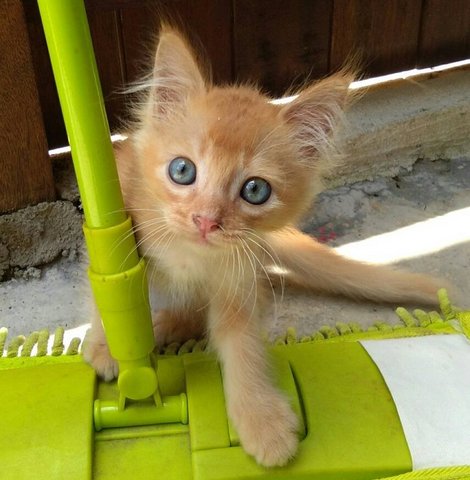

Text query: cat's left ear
(151, 26), (207, 118)
(279, 72), (354, 157)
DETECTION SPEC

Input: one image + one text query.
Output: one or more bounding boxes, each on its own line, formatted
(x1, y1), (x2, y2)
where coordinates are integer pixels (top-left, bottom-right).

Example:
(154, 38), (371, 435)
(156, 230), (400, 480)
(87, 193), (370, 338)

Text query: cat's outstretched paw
(234, 392), (299, 467)
(82, 333), (118, 382)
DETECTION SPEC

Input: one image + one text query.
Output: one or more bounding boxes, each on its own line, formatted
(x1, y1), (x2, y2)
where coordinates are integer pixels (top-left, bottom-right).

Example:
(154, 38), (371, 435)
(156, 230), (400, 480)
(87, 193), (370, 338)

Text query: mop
(1, 1), (469, 478)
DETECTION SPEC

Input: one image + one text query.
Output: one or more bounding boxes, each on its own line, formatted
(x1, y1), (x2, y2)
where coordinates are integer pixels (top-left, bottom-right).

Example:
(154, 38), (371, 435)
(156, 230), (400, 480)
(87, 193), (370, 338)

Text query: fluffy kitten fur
(83, 27), (444, 466)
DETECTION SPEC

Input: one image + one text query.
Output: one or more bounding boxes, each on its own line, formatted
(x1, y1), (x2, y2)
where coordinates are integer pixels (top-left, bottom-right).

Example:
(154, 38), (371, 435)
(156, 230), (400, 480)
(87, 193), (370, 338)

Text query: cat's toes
(234, 393), (299, 467)
(82, 334), (118, 382)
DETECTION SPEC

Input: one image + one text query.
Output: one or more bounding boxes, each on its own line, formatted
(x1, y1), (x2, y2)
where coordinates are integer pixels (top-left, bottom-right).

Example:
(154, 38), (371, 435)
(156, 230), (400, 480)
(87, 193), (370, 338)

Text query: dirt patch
(0, 201), (83, 280)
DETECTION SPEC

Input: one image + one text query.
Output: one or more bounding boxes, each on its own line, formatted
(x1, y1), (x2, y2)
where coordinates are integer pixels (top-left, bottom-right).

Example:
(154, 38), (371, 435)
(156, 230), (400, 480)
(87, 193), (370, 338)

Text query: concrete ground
(273, 157), (470, 338)
(1, 157), (469, 346)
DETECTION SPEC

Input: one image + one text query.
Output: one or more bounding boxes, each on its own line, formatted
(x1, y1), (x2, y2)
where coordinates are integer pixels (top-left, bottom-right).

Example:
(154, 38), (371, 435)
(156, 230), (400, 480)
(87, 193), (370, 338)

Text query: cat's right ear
(151, 26), (206, 118)
(279, 71), (355, 158)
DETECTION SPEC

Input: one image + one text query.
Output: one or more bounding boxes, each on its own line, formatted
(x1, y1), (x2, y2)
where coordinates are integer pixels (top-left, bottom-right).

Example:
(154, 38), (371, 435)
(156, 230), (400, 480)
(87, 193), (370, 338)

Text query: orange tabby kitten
(83, 27), (443, 466)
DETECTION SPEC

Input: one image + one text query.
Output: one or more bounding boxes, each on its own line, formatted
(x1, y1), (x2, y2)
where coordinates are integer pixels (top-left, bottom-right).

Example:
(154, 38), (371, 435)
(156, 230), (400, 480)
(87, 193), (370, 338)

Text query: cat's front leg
(82, 306), (119, 381)
(208, 298), (299, 467)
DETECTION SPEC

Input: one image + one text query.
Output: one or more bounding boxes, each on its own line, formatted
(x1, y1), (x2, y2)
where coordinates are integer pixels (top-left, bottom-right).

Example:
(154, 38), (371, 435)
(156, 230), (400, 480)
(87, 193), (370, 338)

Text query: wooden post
(0, 0), (55, 213)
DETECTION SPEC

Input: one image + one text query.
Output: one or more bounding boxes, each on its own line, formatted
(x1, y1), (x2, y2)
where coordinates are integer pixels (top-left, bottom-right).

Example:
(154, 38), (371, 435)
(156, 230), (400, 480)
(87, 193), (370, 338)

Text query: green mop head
(1, 289), (470, 480)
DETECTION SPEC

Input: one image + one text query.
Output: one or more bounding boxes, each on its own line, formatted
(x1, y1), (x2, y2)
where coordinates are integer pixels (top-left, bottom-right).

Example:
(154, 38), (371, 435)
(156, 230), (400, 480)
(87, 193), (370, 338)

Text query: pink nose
(192, 214), (220, 237)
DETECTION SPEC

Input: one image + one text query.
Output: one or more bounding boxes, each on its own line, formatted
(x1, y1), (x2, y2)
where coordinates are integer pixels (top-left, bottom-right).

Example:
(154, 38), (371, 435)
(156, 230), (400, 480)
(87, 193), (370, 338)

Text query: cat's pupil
(241, 177), (271, 205)
(168, 157), (196, 185)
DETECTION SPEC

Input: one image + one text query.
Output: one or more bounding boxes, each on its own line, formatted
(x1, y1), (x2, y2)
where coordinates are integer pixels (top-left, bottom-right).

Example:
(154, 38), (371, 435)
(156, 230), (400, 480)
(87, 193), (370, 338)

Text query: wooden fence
(1, 0), (469, 212)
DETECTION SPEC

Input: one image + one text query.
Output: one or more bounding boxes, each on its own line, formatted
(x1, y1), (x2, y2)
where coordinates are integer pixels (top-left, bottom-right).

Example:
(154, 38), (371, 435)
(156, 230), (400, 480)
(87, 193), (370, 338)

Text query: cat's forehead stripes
(194, 87), (279, 161)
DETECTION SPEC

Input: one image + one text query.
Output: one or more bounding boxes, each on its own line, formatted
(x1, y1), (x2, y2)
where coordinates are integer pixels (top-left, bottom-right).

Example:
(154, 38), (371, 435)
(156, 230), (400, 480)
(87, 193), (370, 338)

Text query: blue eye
(168, 157), (196, 185)
(241, 177), (271, 205)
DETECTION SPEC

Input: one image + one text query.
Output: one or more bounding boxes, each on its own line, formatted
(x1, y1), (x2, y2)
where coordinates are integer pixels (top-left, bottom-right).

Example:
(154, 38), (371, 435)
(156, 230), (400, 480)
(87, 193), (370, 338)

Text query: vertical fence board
(119, 4), (160, 84)
(418, 0), (470, 67)
(87, 8), (128, 132)
(25, 1), (139, 148)
(234, 0), (333, 96)
(120, 1), (233, 87)
(330, 0), (423, 76)
(23, 0), (66, 150)
(0, 0), (54, 213)
(170, 0), (233, 84)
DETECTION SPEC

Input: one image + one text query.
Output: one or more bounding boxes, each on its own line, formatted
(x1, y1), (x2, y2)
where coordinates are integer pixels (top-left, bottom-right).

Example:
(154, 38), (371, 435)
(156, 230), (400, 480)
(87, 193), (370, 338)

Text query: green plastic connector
(94, 395), (188, 432)
(87, 257), (159, 404)
(83, 216), (139, 275)
(84, 217), (158, 403)
(86, 255), (153, 359)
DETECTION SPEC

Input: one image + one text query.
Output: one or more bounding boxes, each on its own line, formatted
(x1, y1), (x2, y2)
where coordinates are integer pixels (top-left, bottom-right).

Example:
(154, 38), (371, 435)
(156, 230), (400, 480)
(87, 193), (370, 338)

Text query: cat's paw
(82, 333), (118, 382)
(233, 392), (299, 467)
(152, 309), (204, 347)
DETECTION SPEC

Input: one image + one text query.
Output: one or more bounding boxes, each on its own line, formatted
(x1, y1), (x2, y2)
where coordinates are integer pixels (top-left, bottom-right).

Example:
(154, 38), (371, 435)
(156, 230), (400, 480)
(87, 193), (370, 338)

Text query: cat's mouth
(188, 229), (241, 248)
(195, 232), (235, 247)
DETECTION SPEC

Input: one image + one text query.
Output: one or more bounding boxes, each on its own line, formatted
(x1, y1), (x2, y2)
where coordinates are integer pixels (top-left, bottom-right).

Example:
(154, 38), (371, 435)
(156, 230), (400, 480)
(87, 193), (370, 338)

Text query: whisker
(110, 217), (168, 257)
(213, 227), (241, 316)
(197, 246), (232, 314)
(137, 230), (172, 306)
(118, 223), (169, 271)
(141, 229), (174, 287)
(235, 237), (258, 327)
(244, 236), (279, 321)
(217, 244), (240, 317)
(242, 228), (286, 303)
(146, 230), (176, 292)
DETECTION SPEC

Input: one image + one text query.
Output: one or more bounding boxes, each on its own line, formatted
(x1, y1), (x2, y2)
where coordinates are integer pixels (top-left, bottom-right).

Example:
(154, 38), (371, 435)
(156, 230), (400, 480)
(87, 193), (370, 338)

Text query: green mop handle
(37, 0), (159, 406)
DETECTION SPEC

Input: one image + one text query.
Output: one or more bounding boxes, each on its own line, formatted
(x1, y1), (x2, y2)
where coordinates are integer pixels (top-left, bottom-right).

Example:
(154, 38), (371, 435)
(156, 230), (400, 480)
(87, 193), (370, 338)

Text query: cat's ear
(151, 26), (206, 118)
(279, 72), (354, 157)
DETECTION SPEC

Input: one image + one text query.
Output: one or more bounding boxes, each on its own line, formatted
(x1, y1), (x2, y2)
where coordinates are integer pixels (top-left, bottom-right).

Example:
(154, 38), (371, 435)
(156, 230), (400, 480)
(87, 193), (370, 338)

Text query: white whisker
(118, 223), (169, 271)
(237, 237), (259, 326)
(243, 229), (285, 304)
(244, 236), (280, 321)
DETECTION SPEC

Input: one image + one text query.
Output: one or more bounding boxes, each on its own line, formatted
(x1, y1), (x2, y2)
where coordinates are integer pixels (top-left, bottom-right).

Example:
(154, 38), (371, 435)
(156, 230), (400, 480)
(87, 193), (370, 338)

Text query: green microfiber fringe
(7, 334), (25, 358)
(21, 331), (39, 357)
(161, 338), (208, 355)
(1, 327), (82, 359)
(376, 465), (470, 480)
(51, 327), (65, 356)
(66, 337), (81, 356)
(271, 288), (468, 347)
(152, 288), (469, 354)
(0, 327), (8, 353)
(1, 289), (468, 358)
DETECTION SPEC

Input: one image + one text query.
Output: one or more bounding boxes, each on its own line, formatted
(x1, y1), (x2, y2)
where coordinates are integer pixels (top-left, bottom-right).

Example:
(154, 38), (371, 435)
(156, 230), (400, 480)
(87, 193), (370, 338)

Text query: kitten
(83, 26), (444, 466)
